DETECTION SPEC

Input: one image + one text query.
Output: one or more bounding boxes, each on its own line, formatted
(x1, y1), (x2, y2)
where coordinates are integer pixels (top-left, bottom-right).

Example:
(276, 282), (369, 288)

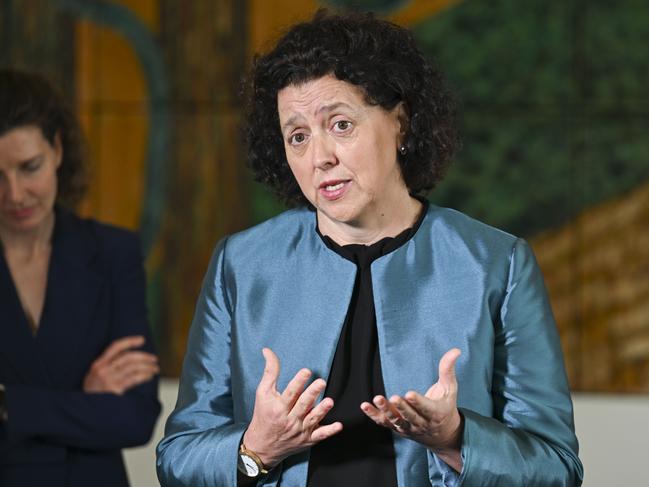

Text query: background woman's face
(0, 125), (61, 235)
(278, 75), (408, 229)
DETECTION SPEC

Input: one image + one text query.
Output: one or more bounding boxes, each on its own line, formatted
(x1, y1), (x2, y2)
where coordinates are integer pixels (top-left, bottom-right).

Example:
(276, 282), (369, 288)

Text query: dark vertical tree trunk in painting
(157, 0), (250, 375)
(0, 0), (75, 101)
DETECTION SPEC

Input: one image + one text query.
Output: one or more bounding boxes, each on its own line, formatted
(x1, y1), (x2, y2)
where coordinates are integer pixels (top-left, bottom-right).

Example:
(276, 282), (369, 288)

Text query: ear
(53, 131), (63, 169)
(394, 102), (409, 143)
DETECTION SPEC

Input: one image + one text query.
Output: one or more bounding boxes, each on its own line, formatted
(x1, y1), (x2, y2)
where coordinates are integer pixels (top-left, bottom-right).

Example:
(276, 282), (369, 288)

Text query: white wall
(124, 379), (178, 487)
(572, 394), (649, 486)
(126, 380), (649, 486)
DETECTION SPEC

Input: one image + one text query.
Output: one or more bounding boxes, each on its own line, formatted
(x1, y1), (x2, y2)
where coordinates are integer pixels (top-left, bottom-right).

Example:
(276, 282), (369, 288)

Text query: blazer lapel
(0, 251), (52, 384)
(35, 209), (104, 383)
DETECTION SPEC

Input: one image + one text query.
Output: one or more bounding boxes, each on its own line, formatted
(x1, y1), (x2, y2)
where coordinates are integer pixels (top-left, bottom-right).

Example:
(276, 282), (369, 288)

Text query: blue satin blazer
(0, 208), (160, 487)
(157, 205), (583, 486)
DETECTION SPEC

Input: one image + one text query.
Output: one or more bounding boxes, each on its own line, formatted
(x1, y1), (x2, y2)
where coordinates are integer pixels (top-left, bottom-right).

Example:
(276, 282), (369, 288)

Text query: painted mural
(1, 0), (647, 391)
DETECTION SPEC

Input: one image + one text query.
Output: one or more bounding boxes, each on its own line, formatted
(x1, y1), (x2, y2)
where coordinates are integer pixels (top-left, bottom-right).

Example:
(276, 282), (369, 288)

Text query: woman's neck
(318, 194), (423, 246)
(0, 212), (55, 261)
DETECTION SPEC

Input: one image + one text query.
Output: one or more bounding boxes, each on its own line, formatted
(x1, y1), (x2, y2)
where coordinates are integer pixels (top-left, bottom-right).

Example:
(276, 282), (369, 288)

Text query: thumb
(438, 348), (461, 388)
(258, 347), (280, 393)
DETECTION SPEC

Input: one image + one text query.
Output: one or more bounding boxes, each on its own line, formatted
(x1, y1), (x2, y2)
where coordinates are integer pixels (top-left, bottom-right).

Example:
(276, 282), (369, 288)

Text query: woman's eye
(334, 120), (351, 132)
(289, 133), (306, 145)
(22, 159), (42, 172)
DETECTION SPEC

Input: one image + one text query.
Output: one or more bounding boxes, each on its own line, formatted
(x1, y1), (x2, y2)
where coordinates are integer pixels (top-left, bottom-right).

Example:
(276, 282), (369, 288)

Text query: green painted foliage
(415, 0), (649, 237)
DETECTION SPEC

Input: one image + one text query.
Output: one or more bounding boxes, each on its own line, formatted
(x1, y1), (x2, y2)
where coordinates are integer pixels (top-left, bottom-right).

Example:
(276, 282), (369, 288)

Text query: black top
(307, 200), (428, 486)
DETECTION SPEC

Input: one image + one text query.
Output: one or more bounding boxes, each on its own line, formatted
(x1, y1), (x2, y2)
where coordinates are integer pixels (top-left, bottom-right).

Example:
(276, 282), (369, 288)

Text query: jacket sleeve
(430, 239), (584, 486)
(3, 230), (160, 450)
(156, 238), (246, 487)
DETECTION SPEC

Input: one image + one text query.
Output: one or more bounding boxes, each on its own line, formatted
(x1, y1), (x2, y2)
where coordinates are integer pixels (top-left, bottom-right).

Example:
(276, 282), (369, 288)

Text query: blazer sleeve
(3, 229), (160, 450)
(430, 239), (584, 486)
(156, 238), (246, 487)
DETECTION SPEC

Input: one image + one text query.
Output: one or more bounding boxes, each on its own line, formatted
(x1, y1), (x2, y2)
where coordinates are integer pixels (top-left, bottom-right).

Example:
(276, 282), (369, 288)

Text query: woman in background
(157, 10), (583, 487)
(0, 69), (160, 487)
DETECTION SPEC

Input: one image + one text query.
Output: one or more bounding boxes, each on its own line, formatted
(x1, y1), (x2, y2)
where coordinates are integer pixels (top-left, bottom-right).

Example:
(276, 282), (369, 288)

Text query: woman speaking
(157, 10), (583, 487)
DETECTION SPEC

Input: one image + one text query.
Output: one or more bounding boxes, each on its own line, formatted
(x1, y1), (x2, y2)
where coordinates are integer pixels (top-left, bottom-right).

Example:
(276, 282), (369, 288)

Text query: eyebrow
(317, 102), (354, 117)
(281, 102), (356, 133)
(281, 115), (303, 133)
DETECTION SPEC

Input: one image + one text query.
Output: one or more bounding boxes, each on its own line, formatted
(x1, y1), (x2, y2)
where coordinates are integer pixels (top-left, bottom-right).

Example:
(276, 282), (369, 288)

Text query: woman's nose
(311, 135), (338, 170)
(4, 174), (25, 203)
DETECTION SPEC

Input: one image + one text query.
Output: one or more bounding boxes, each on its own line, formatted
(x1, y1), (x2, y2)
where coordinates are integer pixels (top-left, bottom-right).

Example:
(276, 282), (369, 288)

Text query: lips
(323, 182), (344, 191)
(318, 179), (350, 201)
(6, 207), (35, 220)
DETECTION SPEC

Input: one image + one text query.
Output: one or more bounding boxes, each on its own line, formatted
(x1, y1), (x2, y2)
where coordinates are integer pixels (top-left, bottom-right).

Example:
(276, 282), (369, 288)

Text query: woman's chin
(316, 205), (365, 230)
(1, 210), (51, 235)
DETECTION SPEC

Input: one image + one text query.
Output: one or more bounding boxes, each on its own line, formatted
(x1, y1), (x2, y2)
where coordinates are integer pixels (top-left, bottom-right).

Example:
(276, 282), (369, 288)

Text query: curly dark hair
(0, 69), (89, 208)
(243, 9), (459, 207)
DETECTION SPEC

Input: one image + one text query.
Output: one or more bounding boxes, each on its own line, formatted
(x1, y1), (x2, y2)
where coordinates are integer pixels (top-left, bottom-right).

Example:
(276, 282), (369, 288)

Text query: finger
(360, 401), (389, 427)
(403, 390), (434, 418)
(280, 369), (312, 408)
(289, 377), (326, 418)
(373, 395), (401, 419)
(380, 396), (413, 430)
(390, 395), (423, 428)
(96, 336), (145, 365)
(373, 395), (405, 428)
(437, 348), (461, 388)
(117, 365), (160, 390)
(111, 367), (160, 392)
(310, 421), (343, 442)
(111, 351), (158, 371)
(258, 348), (280, 393)
(113, 360), (160, 381)
(301, 394), (335, 432)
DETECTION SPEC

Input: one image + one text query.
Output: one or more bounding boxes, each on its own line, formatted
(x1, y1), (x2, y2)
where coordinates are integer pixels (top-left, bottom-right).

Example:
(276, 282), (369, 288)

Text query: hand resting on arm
(83, 335), (159, 396)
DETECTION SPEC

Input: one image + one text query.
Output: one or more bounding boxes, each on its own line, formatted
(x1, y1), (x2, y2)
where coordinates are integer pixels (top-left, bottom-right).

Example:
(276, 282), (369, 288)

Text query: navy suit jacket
(0, 208), (160, 487)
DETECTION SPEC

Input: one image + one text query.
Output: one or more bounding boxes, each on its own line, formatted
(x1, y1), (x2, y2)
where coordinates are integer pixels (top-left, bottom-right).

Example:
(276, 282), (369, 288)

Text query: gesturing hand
(360, 348), (464, 472)
(243, 348), (343, 468)
(83, 335), (159, 395)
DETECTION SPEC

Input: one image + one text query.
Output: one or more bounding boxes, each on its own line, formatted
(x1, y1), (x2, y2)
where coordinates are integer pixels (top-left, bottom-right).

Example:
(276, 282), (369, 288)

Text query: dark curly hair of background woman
(0, 69), (89, 209)
(243, 9), (460, 208)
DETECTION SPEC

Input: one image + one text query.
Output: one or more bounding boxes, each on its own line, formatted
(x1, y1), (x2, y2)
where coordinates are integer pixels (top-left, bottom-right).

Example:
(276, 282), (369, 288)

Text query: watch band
(238, 442), (268, 478)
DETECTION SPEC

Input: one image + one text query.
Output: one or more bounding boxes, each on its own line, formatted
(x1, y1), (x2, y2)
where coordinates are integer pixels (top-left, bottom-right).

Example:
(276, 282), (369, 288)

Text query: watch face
(238, 453), (260, 477)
